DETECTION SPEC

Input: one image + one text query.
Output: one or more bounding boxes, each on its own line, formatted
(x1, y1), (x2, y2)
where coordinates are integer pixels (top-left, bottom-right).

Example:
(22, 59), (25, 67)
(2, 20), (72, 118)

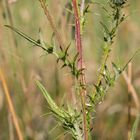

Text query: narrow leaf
(122, 48), (140, 71)
(36, 80), (57, 108)
(36, 80), (70, 119)
(5, 25), (42, 47)
(130, 114), (140, 140)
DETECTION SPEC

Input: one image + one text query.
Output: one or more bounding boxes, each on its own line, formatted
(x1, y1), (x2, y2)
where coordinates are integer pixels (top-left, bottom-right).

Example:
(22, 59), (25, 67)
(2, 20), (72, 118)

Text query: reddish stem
(72, 0), (83, 69)
(72, 0), (88, 140)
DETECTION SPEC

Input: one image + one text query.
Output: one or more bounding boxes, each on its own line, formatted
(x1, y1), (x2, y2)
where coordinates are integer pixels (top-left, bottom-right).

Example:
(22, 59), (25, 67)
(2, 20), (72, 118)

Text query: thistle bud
(111, 0), (127, 6)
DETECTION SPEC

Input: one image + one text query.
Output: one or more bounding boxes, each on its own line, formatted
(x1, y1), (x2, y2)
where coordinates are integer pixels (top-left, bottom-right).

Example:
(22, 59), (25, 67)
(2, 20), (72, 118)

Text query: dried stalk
(123, 71), (140, 111)
(39, 0), (64, 50)
(127, 63), (132, 140)
(5, 0), (17, 47)
(8, 113), (14, 140)
(0, 68), (24, 140)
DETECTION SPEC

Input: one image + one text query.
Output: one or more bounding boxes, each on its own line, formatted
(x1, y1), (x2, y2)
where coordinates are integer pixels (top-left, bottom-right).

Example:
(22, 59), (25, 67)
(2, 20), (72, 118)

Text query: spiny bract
(111, 0), (127, 6)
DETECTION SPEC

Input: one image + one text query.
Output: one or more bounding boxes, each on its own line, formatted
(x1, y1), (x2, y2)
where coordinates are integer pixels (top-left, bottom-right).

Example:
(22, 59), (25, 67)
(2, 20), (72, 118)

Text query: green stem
(97, 43), (110, 86)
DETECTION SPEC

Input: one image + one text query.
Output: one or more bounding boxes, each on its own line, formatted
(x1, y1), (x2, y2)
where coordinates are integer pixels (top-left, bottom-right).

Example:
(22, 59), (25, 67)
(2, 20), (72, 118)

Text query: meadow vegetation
(0, 0), (140, 140)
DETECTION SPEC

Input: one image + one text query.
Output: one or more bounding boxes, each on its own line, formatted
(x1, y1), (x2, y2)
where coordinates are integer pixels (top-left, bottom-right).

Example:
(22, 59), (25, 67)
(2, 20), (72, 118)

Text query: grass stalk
(127, 63), (132, 140)
(5, 0), (17, 47)
(122, 71), (140, 111)
(8, 113), (14, 140)
(0, 68), (24, 140)
(39, 0), (64, 50)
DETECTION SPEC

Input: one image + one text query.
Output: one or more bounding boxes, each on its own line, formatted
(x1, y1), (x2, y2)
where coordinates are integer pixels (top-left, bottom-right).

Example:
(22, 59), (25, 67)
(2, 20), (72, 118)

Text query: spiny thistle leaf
(73, 53), (79, 63)
(65, 42), (71, 55)
(39, 29), (53, 53)
(5, 25), (42, 47)
(5, 25), (54, 53)
(36, 80), (81, 140)
(84, 5), (90, 14)
(36, 80), (70, 119)
(100, 21), (110, 35)
(112, 62), (122, 76)
(36, 81), (59, 108)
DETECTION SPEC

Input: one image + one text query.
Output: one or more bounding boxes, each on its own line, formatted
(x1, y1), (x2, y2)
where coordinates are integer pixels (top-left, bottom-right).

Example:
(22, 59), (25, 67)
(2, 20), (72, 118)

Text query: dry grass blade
(127, 63), (132, 140)
(0, 68), (24, 140)
(39, 0), (64, 50)
(122, 71), (140, 111)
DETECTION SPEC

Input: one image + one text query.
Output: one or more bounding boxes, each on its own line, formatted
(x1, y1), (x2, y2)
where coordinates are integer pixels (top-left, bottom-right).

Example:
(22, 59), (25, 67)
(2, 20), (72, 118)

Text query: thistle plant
(89, 0), (128, 105)
(5, 0), (138, 139)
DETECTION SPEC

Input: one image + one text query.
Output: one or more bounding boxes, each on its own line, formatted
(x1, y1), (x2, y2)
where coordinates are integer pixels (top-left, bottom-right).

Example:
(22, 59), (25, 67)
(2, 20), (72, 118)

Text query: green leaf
(5, 25), (54, 53)
(122, 48), (140, 71)
(130, 114), (140, 140)
(73, 53), (79, 63)
(36, 80), (59, 110)
(36, 80), (70, 119)
(65, 42), (71, 55)
(5, 25), (42, 47)
(35, 80), (81, 137)
(100, 21), (110, 35)
(112, 62), (122, 78)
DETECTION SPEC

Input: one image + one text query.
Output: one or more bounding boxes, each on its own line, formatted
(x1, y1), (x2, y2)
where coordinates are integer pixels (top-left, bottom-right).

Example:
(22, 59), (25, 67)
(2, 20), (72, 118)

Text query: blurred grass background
(0, 0), (140, 139)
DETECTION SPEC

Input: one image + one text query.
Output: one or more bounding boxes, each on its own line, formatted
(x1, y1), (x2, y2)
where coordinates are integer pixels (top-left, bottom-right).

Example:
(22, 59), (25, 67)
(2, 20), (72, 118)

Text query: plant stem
(127, 63), (132, 140)
(80, 0), (85, 17)
(96, 43), (110, 86)
(39, 0), (64, 50)
(72, 0), (88, 140)
(122, 71), (140, 110)
(5, 0), (18, 47)
(0, 68), (24, 140)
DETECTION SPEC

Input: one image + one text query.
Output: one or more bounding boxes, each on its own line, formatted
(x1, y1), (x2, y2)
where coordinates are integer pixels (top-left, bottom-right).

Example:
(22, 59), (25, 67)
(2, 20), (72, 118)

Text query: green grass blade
(130, 114), (140, 140)
(122, 48), (140, 71)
